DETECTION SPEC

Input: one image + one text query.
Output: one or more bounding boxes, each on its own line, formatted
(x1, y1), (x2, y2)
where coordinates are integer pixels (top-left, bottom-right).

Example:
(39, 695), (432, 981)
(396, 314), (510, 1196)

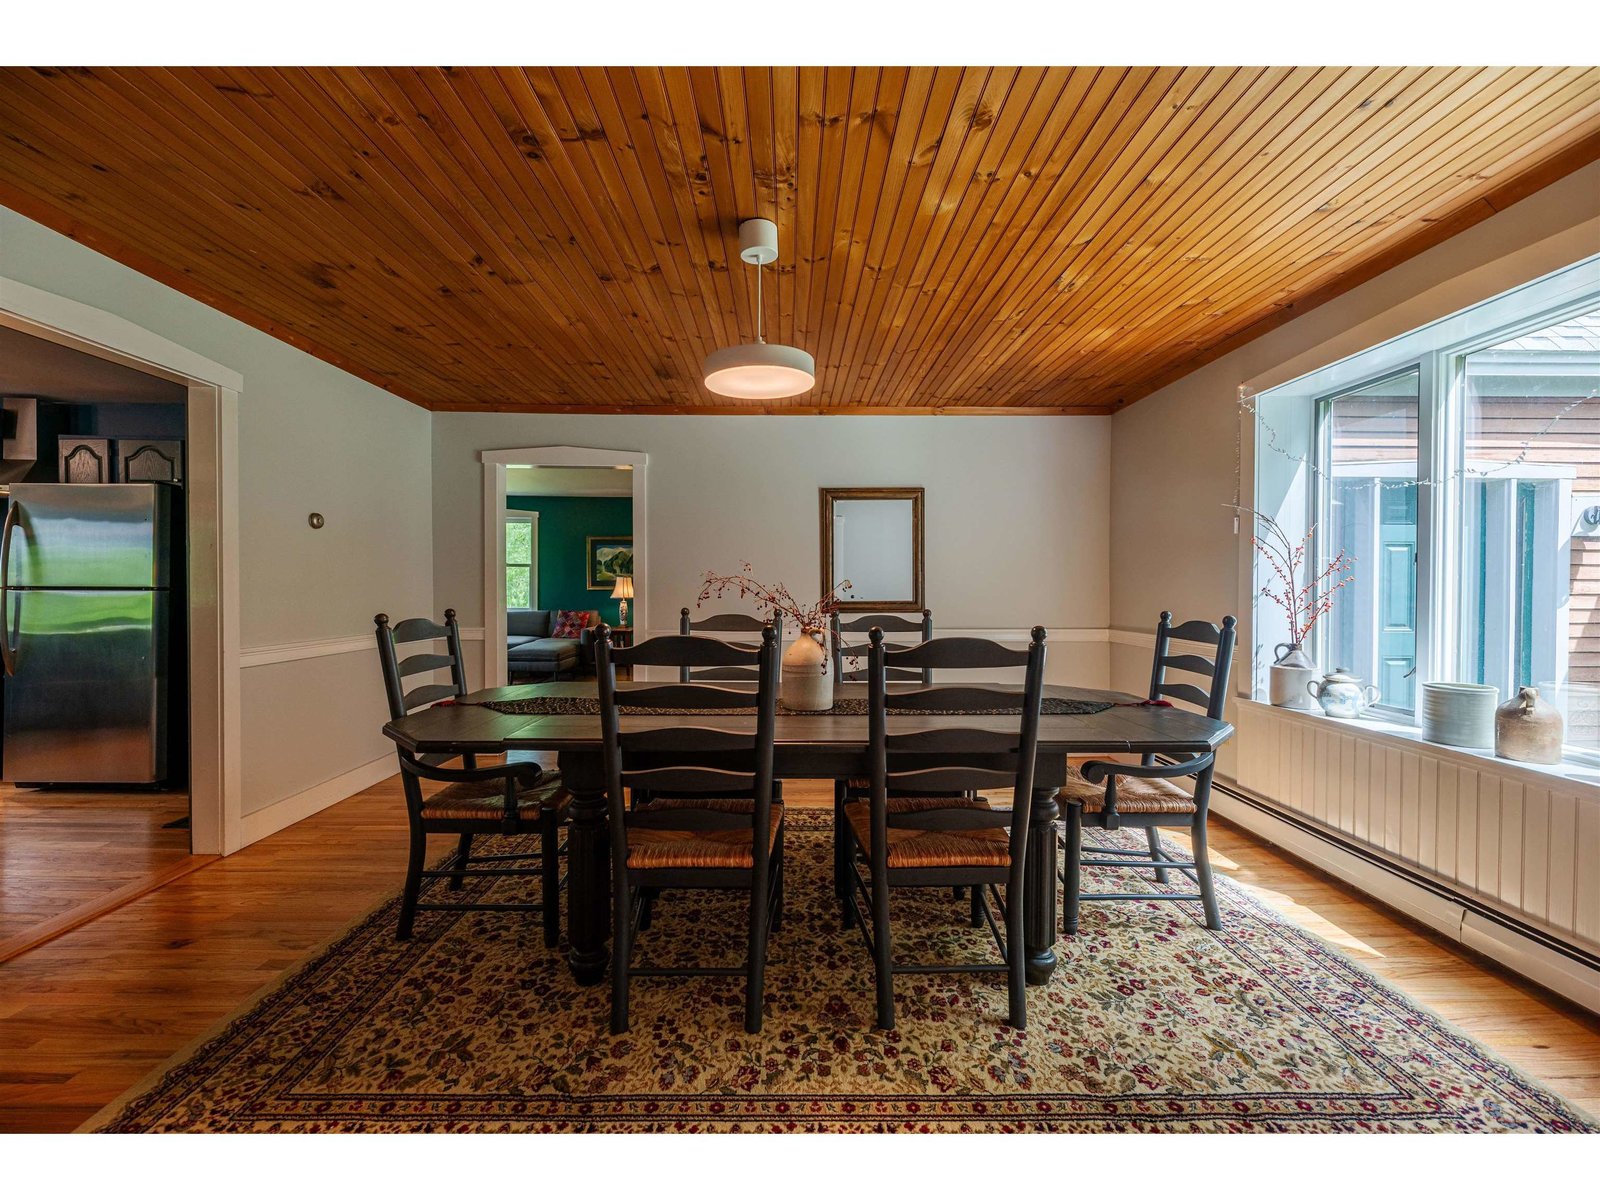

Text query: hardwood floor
(0, 784), (192, 949)
(0, 763), (1596, 1132)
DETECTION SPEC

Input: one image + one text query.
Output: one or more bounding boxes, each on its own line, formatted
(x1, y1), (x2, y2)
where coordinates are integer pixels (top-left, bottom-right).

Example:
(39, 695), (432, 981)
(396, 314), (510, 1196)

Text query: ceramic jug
(780, 628), (834, 711)
(1494, 686), (1563, 765)
(1306, 668), (1379, 718)
(1269, 642), (1317, 709)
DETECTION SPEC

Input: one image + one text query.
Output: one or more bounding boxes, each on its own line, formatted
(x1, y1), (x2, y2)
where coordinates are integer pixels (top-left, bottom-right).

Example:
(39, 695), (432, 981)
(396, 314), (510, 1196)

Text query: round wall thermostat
(307, 512), (325, 529)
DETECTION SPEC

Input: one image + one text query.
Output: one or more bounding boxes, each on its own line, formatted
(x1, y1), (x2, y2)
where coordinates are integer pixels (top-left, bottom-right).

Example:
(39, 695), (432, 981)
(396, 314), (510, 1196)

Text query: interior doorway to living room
(503, 464), (634, 685)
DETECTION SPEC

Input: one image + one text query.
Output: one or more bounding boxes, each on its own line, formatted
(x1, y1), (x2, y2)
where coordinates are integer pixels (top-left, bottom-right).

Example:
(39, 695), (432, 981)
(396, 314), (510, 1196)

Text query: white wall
(0, 208), (434, 824)
(433, 414), (1113, 686)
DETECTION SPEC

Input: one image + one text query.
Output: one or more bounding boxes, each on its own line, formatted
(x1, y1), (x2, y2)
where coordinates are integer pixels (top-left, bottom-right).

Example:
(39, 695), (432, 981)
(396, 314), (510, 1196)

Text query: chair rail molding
(479, 447), (647, 689)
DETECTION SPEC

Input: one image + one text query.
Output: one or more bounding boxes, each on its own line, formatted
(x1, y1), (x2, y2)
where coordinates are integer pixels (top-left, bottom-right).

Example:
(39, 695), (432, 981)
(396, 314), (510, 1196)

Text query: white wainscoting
(1232, 700), (1600, 961)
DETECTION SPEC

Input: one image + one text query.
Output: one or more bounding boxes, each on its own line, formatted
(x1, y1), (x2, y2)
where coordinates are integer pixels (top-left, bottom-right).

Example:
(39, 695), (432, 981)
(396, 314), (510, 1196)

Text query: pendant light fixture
(702, 218), (816, 400)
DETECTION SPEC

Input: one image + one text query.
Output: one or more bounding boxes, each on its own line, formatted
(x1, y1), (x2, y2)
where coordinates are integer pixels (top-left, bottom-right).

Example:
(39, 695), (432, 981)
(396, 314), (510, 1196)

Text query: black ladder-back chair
(374, 610), (569, 946)
(830, 609), (934, 684)
(677, 607), (783, 680)
(1060, 611), (1236, 934)
(829, 610), (973, 899)
(597, 624), (783, 1035)
(841, 627), (1047, 1030)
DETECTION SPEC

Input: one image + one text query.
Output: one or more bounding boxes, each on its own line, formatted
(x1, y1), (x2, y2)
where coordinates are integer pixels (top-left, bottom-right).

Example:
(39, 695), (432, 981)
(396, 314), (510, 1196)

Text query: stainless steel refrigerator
(1, 483), (182, 785)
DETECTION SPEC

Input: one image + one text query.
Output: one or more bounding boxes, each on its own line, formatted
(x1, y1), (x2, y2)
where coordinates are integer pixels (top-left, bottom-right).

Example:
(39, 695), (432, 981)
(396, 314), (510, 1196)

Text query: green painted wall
(508, 495), (633, 624)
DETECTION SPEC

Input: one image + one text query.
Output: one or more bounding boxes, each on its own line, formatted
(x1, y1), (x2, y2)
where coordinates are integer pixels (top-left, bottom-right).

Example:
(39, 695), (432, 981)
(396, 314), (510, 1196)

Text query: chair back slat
(885, 636), (1028, 671)
(679, 608), (783, 681)
(397, 651), (458, 677)
(599, 624), (780, 883)
(884, 727), (1020, 754)
(1160, 653), (1217, 678)
(612, 682), (761, 711)
(682, 609), (768, 632)
(1167, 617), (1228, 646)
(838, 611), (926, 634)
(617, 633), (761, 671)
(403, 682), (460, 709)
(885, 685), (1025, 713)
(865, 626), (1048, 882)
(832, 609), (933, 686)
(390, 616), (450, 643)
(620, 726), (756, 753)
(374, 609), (469, 721)
(1156, 681), (1212, 708)
(1146, 611), (1237, 726)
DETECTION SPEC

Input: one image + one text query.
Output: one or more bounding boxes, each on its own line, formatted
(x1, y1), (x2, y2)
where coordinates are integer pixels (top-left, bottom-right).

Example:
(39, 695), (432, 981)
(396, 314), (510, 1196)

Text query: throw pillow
(552, 610), (592, 638)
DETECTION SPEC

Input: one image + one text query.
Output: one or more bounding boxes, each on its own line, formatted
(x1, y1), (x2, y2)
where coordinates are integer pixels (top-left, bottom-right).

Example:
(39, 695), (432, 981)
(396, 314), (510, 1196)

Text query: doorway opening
(0, 324), (197, 954)
(479, 447), (647, 689)
(0, 277), (239, 960)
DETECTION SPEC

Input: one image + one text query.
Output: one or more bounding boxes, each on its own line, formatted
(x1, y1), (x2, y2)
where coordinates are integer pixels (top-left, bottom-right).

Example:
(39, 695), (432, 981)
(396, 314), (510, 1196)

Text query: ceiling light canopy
(702, 218), (815, 400)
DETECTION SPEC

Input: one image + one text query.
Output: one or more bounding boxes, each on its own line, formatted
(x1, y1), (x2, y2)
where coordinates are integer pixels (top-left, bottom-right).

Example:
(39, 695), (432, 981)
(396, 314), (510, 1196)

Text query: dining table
(382, 679), (1235, 987)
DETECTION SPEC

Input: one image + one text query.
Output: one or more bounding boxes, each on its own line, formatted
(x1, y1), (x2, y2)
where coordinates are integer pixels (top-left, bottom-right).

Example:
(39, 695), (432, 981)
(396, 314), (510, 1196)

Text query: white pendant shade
(702, 341), (816, 399)
(702, 217), (815, 400)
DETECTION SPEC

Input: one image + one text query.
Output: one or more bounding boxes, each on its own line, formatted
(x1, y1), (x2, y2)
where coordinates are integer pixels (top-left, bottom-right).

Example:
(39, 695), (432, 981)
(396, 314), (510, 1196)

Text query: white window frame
(504, 509), (537, 612)
(1251, 254), (1600, 765)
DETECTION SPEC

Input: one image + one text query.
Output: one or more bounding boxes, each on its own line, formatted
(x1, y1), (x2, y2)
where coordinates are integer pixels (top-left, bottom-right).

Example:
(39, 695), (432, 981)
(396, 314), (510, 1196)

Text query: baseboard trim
(237, 755), (396, 846)
(1209, 776), (1600, 1013)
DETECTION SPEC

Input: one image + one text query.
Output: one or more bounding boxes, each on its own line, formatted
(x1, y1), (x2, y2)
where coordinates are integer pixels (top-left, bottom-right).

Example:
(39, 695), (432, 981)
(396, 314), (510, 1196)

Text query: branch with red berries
(1228, 507), (1356, 644)
(696, 563), (855, 664)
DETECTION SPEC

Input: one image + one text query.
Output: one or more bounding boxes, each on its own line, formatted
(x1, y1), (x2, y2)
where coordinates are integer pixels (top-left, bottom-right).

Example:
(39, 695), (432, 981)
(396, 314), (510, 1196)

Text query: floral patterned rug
(91, 811), (1593, 1132)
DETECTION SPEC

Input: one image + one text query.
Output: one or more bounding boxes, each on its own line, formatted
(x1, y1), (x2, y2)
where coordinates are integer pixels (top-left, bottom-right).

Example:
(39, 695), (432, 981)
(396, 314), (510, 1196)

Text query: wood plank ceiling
(2, 67), (1598, 414)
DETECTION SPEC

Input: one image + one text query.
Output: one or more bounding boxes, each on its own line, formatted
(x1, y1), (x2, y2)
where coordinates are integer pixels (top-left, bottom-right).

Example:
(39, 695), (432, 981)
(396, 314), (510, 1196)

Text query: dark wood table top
(383, 680), (1234, 758)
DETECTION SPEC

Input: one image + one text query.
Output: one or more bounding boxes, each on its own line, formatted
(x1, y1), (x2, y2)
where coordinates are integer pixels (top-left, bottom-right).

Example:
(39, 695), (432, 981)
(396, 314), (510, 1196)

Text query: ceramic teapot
(1306, 668), (1380, 719)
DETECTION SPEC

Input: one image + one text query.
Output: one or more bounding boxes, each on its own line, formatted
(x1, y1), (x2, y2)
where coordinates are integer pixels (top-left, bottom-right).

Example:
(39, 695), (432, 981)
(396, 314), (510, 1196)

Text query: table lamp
(610, 575), (633, 628)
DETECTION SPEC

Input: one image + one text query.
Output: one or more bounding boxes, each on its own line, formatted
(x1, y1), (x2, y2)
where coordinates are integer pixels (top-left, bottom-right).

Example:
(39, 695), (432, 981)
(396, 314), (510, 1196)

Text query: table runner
(464, 694), (1115, 717)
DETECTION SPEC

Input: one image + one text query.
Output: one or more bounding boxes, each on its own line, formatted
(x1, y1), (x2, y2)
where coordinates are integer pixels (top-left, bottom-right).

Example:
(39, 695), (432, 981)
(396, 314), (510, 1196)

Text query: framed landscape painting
(586, 536), (634, 590)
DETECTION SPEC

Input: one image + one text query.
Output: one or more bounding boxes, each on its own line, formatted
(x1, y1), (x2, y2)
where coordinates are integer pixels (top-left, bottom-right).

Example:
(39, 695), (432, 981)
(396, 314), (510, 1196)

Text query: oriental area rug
(91, 811), (1594, 1133)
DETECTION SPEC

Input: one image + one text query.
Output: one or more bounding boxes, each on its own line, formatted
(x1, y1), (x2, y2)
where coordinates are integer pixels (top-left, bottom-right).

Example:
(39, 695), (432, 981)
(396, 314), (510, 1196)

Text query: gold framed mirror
(820, 487), (924, 613)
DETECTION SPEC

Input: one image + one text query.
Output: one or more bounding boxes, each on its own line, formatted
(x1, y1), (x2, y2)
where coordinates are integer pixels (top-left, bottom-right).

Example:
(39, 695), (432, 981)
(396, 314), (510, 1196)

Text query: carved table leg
(1023, 786), (1060, 985)
(559, 750), (610, 985)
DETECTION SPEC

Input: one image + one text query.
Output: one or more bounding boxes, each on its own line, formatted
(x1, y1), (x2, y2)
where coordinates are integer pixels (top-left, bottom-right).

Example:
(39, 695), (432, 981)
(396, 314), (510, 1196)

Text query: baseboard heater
(1208, 774), (1600, 972)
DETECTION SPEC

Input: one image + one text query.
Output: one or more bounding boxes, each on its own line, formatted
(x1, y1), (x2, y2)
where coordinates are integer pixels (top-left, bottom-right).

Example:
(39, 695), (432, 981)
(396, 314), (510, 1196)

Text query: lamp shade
(610, 575), (634, 600)
(702, 342), (816, 400)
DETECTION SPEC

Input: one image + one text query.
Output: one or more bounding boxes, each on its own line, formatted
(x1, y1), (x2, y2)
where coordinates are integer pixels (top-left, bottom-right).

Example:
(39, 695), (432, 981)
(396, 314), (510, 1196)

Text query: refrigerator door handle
(0, 500), (17, 676)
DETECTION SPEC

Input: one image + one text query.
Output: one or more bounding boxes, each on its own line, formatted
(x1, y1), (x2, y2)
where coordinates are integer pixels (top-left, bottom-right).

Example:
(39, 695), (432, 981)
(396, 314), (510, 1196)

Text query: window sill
(1239, 698), (1600, 798)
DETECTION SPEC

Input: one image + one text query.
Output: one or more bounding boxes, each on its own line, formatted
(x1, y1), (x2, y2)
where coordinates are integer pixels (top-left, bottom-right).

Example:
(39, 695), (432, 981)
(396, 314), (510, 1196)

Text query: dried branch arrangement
(1233, 508), (1356, 644)
(696, 563), (854, 652)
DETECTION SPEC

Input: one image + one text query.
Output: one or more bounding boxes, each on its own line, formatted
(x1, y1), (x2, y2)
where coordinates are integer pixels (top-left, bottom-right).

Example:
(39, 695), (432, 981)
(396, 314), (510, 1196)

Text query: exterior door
(1377, 484), (1418, 710)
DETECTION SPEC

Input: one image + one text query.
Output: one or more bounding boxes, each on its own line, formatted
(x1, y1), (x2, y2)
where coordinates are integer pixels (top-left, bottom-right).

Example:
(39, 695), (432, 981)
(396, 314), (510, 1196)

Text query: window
(505, 514), (534, 609)
(1319, 371), (1421, 713)
(1459, 307), (1600, 752)
(1252, 256), (1600, 762)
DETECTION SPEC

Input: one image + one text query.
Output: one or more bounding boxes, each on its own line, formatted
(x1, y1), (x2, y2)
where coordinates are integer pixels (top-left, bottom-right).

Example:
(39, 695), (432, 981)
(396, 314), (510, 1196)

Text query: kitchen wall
(507, 494), (633, 622)
(434, 413), (1113, 687)
(1, 207), (435, 824)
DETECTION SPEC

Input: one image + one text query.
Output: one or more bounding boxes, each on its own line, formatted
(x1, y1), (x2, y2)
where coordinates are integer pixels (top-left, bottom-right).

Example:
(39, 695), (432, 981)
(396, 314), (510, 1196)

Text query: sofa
(506, 609), (602, 680)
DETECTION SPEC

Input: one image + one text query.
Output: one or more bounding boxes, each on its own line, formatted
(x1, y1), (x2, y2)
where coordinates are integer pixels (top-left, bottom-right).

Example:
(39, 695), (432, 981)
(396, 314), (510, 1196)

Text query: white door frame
(0, 275), (242, 855)
(479, 446), (647, 688)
